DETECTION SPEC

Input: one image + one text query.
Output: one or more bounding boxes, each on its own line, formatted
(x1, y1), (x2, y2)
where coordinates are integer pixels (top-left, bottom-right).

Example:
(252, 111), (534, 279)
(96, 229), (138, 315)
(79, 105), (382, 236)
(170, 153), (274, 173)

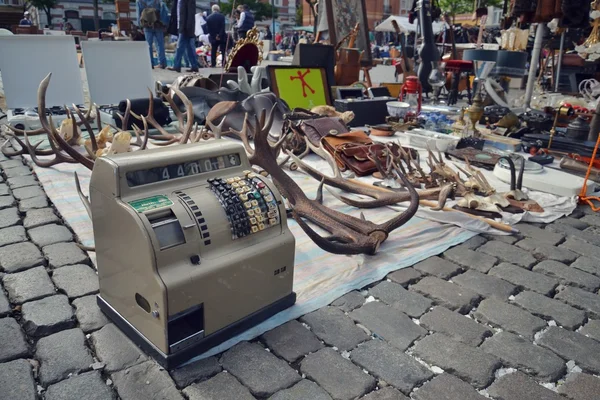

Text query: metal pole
(554, 29), (566, 92)
(272, 0), (276, 44)
(524, 23), (545, 109)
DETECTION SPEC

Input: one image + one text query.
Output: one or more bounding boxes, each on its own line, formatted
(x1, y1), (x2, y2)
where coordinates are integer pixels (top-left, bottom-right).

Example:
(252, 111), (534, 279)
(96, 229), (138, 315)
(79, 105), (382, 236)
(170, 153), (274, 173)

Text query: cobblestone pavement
(2, 143), (600, 400)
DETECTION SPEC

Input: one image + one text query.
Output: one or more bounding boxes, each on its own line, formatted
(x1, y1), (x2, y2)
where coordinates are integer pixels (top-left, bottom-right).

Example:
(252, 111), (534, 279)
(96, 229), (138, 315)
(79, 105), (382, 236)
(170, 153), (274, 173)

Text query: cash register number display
(91, 141), (296, 368)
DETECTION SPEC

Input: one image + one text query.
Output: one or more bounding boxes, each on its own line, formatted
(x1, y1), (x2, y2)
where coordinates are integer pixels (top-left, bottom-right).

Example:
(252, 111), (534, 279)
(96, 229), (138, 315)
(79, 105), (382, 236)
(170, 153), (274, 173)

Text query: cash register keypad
(209, 171), (280, 239)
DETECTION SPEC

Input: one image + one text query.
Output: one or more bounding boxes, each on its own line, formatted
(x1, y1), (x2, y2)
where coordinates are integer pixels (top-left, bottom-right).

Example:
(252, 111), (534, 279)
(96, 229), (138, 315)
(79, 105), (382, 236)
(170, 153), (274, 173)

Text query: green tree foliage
(438, 0), (503, 23)
(219, 0), (278, 21)
(296, 0), (303, 25)
(28, 0), (58, 28)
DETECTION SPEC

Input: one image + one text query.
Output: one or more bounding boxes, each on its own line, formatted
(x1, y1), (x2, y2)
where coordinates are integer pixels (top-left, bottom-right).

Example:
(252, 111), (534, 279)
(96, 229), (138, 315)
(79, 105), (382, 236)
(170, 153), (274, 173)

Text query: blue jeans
(144, 28), (166, 67)
(173, 34), (198, 69)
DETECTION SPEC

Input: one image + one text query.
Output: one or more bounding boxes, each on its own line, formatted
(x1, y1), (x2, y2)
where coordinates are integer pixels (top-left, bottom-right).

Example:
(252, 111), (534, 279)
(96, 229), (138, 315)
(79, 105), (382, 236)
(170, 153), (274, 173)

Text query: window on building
(273, 0), (281, 6)
(401, 0), (410, 13)
(64, 10), (79, 19)
(103, 12), (117, 20)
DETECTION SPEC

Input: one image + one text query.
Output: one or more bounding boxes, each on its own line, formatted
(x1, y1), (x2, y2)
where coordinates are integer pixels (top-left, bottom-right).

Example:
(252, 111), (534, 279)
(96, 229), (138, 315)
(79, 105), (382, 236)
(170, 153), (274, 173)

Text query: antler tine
(378, 169), (419, 232)
(139, 116), (150, 150)
(231, 114), (256, 159)
(72, 104), (98, 153)
(116, 99), (132, 132)
(207, 119), (229, 139)
(50, 119), (94, 170)
(162, 91), (185, 128)
(2, 133), (55, 157)
(169, 86), (195, 140)
(303, 137), (341, 177)
(132, 88), (177, 140)
(74, 171), (92, 219)
(23, 131), (78, 168)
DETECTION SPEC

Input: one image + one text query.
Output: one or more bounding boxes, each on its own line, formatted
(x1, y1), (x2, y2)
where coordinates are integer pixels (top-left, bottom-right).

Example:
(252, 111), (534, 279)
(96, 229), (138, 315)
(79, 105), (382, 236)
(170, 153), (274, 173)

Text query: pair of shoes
(167, 67), (181, 72)
(154, 64), (166, 69)
(186, 67), (199, 72)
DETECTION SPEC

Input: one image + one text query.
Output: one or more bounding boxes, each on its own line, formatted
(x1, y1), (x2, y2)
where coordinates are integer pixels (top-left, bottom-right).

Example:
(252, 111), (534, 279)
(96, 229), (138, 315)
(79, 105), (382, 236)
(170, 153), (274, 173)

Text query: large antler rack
(226, 105), (420, 255)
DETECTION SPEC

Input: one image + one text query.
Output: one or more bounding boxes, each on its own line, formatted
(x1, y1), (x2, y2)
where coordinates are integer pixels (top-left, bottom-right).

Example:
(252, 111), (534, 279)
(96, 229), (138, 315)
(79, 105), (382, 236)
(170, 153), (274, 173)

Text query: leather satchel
(294, 117), (349, 146)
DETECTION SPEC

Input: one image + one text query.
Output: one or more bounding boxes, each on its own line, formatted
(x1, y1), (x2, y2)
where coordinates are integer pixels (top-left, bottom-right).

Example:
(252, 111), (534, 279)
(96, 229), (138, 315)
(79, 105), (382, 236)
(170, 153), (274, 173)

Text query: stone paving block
(581, 214), (600, 227)
(561, 217), (590, 230)
(515, 223), (564, 245)
(547, 223), (600, 247)
(23, 207), (60, 229)
(3, 265), (55, 304)
(413, 256), (463, 279)
(534, 260), (600, 292)
(0, 159), (24, 169)
(474, 298), (547, 340)
(409, 276), (481, 314)
(369, 281), (433, 318)
(183, 372), (256, 400)
(0, 207), (20, 229)
(0, 241), (44, 272)
(538, 327), (600, 374)
(4, 165), (32, 178)
(555, 286), (600, 319)
(361, 387), (408, 400)
(481, 233), (518, 244)
(579, 320), (600, 342)
(300, 347), (376, 400)
(558, 372), (600, 400)
(0, 289), (10, 317)
(478, 240), (537, 268)
(21, 294), (75, 337)
(411, 373), (487, 400)
(91, 324), (147, 373)
(0, 225), (26, 248)
(37, 328), (94, 386)
(300, 306), (368, 351)
(350, 339), (433, 395)
(561, 238), (600, 260)
(7, 175), (38, 189)
(43, 243), (89, 269)
(0, 317), (29, 362)
(387, 267), (424, 287)
(459, 235), (488, 250)
(261, 320), (324, 363)
(452, 270), (517, 300)
(28, 224), (73, 247)
(45, 371), (116, 400)
(516, 239), (578, 263)
(0, 184), (9, 196)
(330, 291), (365, 312)
(111, 361), (183, 400)
(411, 333), (501, 388)
(169, 356), (221, 388)
(349, 301), (427, 351)
(0, 195), (16, 210)
(51, 264), (98, 298)
(220, 341), (301, 398)
(18, 195), (48, 212)
(419, 306), (492, 346)
(571, 257), (600, 277)
(489, 263), (559, 296)
(268, 380), (333, 400)
(513, 291), (586, 330)
(481, 331), (565, 381)
(443, 246), (497, 273)
(0, 358), (36, 400)
(487, 371), (564, 400)
(12, 185), (45, 201)
(72, 295), (109, 333)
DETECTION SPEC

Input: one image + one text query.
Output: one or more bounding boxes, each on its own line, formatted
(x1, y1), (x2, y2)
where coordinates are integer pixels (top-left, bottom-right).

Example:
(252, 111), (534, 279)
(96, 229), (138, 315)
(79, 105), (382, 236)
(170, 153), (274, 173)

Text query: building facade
(0, 0), (27, 30)
(302, 0), (412, 30)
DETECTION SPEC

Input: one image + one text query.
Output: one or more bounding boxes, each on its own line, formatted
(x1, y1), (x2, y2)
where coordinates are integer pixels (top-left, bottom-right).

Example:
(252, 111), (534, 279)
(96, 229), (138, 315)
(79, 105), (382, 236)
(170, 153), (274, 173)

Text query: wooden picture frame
(324, 0), (372, 67)
(266, 66), (332, 110)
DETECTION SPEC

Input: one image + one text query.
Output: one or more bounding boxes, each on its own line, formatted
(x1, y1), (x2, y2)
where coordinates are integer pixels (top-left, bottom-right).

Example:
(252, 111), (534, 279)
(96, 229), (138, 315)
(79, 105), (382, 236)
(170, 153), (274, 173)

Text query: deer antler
(236, 105), (419, 255)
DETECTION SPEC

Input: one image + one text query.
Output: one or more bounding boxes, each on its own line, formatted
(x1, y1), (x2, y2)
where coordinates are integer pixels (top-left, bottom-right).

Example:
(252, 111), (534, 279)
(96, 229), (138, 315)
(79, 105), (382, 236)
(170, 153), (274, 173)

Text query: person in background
(274, 30), (282, 49)
(64, 19), (74, 33)
(206, 4), (226, 68)
(236, 4), (254, 39)
(137, 0), (168, 68)
(167, 0), (199, 72)
(291, 31), (299, 54)
(19, 11), (32, 26)
(265, 26), (272, 40)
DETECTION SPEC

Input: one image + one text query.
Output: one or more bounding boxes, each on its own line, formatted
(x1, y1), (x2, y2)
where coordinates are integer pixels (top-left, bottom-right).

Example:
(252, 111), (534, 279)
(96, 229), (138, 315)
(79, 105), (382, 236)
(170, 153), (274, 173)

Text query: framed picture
(325, 0), (372, 67)
(266, 66), (332, 110)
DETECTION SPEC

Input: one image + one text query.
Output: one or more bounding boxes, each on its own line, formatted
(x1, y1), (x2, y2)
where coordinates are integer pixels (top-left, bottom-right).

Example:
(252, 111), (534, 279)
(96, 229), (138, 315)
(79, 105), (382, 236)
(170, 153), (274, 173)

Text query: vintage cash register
(91, 141), (296, 367)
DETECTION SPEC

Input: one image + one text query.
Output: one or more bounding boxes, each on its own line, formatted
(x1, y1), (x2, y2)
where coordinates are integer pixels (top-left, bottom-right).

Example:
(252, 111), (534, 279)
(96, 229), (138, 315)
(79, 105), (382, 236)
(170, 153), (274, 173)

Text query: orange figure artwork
(270, 67), (330, 109)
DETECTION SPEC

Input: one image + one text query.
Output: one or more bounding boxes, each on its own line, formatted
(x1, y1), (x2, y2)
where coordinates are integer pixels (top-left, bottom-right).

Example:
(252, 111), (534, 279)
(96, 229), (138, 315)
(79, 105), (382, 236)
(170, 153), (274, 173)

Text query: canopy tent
(292, 26), (314, 33)
(375, 15), (446, 34)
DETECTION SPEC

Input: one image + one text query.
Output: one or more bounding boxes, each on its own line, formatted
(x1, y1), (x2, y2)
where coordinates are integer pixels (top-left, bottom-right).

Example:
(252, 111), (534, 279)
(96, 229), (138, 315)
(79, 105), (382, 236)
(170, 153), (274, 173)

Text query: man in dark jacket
(236, 4), (254, 39)
(206, 4), (226, 67)
(167, 0), (199, 72)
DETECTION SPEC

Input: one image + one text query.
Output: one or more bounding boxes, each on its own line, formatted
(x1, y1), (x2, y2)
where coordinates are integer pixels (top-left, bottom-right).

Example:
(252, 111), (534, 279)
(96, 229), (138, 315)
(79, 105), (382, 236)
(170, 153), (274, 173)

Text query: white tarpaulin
(375, 15), (446, 34)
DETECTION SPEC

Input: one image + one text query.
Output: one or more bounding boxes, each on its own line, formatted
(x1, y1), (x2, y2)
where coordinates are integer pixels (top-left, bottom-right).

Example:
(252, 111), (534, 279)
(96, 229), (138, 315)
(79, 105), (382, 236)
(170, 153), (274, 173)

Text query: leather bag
(296, 117), (349, 146)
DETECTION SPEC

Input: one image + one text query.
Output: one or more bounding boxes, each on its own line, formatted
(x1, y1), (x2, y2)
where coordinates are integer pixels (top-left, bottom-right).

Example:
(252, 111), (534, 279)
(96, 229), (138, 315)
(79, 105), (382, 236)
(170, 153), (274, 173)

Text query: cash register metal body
(92, 141), (296, 368)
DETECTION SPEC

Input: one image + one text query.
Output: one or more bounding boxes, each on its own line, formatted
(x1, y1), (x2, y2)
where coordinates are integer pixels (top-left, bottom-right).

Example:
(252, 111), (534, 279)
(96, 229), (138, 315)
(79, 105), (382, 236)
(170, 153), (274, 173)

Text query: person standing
(167, 0), (199, 72)
(275, 30), (282, 49)
(236, 4), (254, 39)
(206, 4), (226, 68)
(137, 0), (168, 69)
(265, 26), (273, 40)
(19, 11), (32, 26)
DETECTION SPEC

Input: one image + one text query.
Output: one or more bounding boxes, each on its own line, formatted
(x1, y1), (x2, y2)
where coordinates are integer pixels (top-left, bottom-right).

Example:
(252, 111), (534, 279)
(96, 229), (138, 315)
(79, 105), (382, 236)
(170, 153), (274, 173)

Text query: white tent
(375, 15), (446, 34)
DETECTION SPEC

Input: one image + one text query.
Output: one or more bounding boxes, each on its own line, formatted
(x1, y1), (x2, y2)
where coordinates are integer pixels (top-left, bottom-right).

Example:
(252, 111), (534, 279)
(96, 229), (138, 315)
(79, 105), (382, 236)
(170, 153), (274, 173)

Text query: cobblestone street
(1, 141), (600, 400)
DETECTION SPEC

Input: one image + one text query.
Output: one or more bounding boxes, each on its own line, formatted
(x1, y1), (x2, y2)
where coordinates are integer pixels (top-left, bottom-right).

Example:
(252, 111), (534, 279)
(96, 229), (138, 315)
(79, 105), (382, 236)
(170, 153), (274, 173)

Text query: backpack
(140, 0), (160, 29)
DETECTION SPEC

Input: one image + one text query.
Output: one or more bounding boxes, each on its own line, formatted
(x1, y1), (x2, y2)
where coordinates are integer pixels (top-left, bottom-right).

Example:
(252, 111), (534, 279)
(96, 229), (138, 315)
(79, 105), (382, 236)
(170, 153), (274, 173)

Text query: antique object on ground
(566, 116), (591, 141)
(369, 124), (395, 136)
(560, 156), (600, 180)
(334, 23), (362, 86)
(399, 76), (422, 115)
(417, 0), (441, 91)
(225, 26), (263, 73)
(519, 109), (553, 132)
(266, 66), (332, 110)
(446, 147), (501, 169)
(92, 140), (295, 368)
(334, 96), (393, 127)
(310, 105), (355, 124)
